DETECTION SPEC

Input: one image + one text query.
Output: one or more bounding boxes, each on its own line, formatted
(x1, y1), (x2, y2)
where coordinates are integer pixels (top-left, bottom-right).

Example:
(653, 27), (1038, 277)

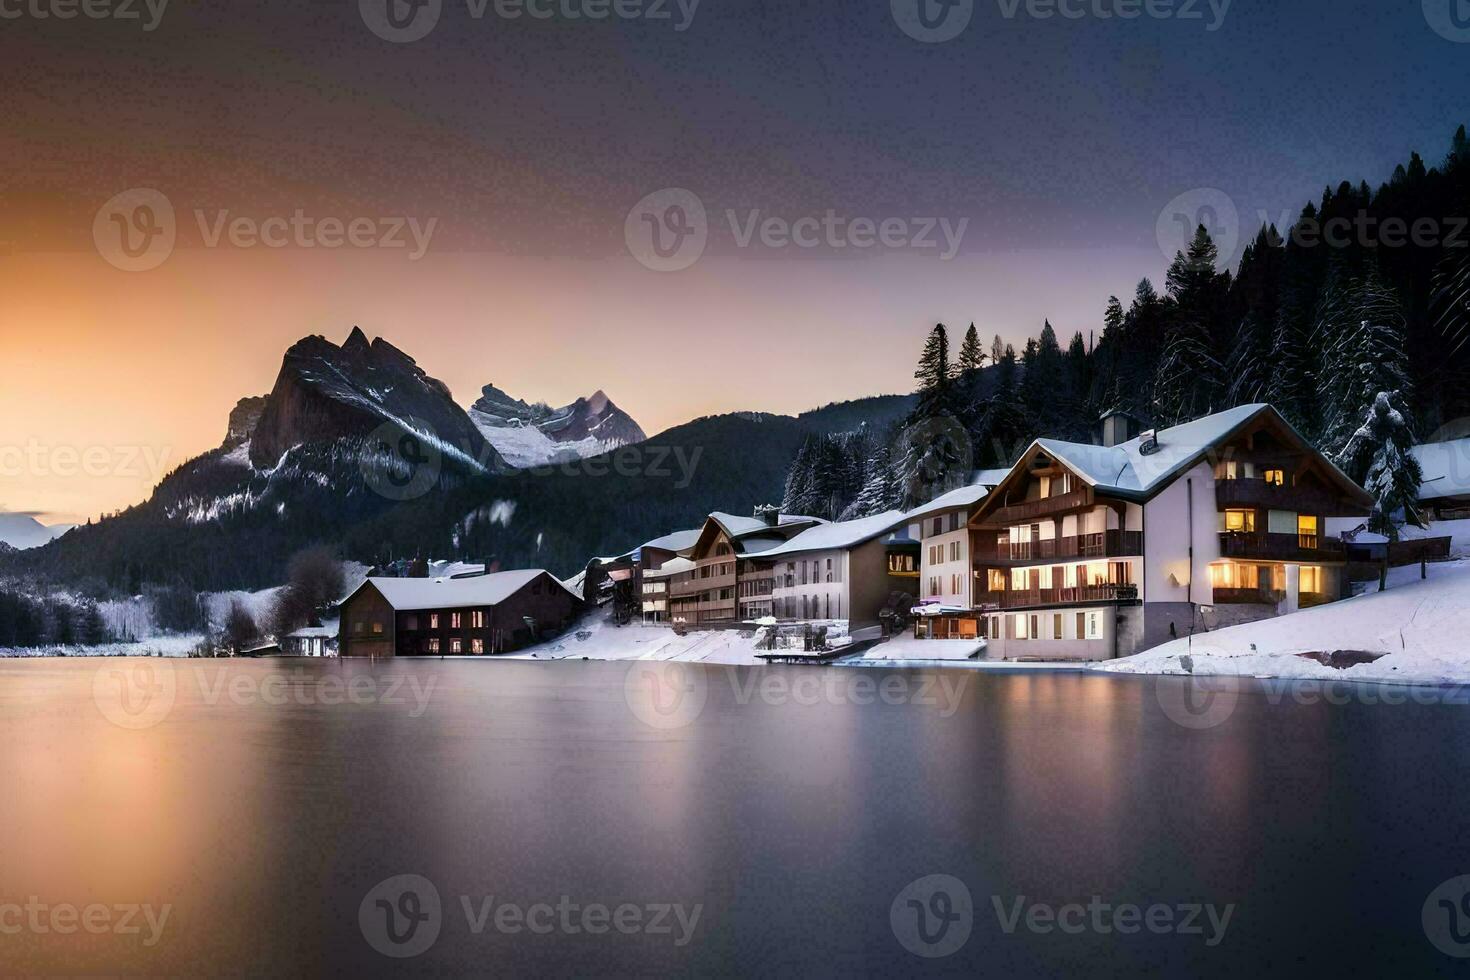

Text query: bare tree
(223, 600), (258, 656)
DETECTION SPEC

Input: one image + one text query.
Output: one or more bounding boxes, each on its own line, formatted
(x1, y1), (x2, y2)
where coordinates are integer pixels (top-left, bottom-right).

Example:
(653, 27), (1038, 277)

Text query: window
(1085, 611), (1104, 640)
(932, 518), (943, 537)
(1224, 509), (1255, 533)
(1300, 566), (1323, 593)
(354, 620), (365, 634)
(1014, 613), (1030, 639)
(429, 613), (439, 629)
(1298, 515), (1319, 548)
(991, 616), (1002, 640)
(1029, 615), (1040, 639)
(471, 638), (484, 654)
(949, 541), (960, 562)
(1052, 613), (1063, 640)
(427, 638), (440, 654)
(451, 612), (462, 629)
(471, 610), (486, 628)
(1264, 469), (1285, 486)
(987, 569), (1007, 592)
(450, 638), (462, 654)
(1077, 612), (1086, 638)
(825, 558), (833, 583)
(1210, 562), (1260, 590)
(372, 621), (383, 635)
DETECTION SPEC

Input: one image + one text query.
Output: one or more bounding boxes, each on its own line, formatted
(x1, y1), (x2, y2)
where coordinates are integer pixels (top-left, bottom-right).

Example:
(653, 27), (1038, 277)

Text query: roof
(286, 625), (337, 639)
(753, 511), (910, 559)
(707, 511), (827, 539)
(639, 527), (703, 555)
(642, 556), (695, 579)
(1018, 404), (1369, 505)
(974, 468), (1012, 487)
(1413, 438), (1470, 501)
(345, 569), (580, 612)
(905, 483), (991, 522)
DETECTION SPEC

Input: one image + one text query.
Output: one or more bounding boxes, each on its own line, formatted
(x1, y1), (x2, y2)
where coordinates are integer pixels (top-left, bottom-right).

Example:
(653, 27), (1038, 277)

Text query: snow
(755, 510), (908, 559)
(639, 528), (703, 556)
(859, 637), (984, 662)
(642, 556), (695, 579)
(0, 513), (76, 550)
(470, 411), (625, 469)
(0, 634), (204, 658)
(904, 483), (990, 522)
(707, 512), (828, 538)
(1326, 517), (1470, 556)
(1414, 437), (1470, 501)
(1097, 559), (1470, 686)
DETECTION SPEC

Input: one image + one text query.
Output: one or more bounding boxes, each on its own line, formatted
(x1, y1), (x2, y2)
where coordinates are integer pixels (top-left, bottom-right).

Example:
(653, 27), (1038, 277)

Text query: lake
(1, 657), (1468, 976)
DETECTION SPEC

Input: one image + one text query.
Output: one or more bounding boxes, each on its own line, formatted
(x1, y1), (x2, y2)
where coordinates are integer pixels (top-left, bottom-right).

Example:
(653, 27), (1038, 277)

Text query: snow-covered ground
(1098, 559), (1470, 686)
(510, 613), (874, 665)
(0, 634), (205, 658)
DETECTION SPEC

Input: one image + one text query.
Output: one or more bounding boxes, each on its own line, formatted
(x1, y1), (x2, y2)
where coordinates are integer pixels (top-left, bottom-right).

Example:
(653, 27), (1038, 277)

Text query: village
(310, 401), (1470, 673)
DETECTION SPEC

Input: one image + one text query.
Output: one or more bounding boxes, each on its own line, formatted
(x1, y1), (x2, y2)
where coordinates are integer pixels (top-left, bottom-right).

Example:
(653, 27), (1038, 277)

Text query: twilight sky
(2, 0), (1468, 523)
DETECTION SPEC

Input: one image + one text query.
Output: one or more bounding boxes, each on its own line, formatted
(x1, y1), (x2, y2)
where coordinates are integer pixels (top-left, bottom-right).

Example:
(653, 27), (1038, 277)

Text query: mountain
(0, 514), (75, 551)
(468, 384), (647, 468)
(0, 328), (912, 592)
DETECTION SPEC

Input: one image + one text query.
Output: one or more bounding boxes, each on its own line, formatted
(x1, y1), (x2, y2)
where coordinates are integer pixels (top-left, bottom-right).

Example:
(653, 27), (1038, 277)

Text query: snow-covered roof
(642, 556), (695, 579)
(286, 625), (338, 639)
(905, 483), (991, 522)
(708, 511), (827, 538)
(974, 468), (1012, 487)
(735, 534), (792, 555)
(753, 511), (910, 559)
(640, 527), (703, 554)
(1413, 438), (1470, 501)
(347, 570), (579, 611)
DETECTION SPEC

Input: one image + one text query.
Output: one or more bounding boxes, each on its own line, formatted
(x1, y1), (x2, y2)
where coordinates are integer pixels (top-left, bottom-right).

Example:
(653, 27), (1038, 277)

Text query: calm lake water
(2, 657), (1469, 976)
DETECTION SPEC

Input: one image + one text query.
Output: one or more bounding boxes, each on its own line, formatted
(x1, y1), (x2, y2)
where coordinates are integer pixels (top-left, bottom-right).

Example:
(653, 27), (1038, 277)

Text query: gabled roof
(1413, 438), (1470, 501)
(639, 527), (703, 555)
(688, 511), (828, 560)
(753, 511), (910, 559)
(707, 511), (827, 538)
(344, 569), (580, 612)
(988, 404), (1371, 506)
(975, 468), (1012, 487)
(642, 556), (695, 579)
(904, 483), (991, 523)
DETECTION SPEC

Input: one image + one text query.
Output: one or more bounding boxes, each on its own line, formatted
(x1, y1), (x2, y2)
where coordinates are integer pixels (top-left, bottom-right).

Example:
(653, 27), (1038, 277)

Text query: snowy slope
(0, 514), (75, 551)
(1098, 559), (1470, 685)
(467, 383), (646, 468)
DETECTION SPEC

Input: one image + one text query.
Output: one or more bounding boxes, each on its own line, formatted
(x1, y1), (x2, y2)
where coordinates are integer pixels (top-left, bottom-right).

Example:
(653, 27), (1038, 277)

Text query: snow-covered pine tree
(840, 442), (900, 519)
(1315, 265), (1412, 465)
(1154, 226), (1228, 424)
(1341, 391), (1427, 590)
(780, 435), (818, 515)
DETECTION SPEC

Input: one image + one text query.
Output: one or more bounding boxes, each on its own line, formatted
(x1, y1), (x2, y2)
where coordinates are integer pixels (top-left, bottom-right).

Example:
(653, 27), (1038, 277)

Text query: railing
(973, 530), (1143, 563)
(978, 489), (1093, 527)
(1212, 586), (1285, 605)
(1219, 532), (1344, 562)
(974, 583), (1139, 610)
(1215, 477), (1359, 515)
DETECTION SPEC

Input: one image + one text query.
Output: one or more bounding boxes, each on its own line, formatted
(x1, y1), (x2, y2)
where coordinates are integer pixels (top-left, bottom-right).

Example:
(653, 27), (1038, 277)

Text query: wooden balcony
(1218, 532), (1345, 563)
(1212, 586), (1284, 605)
(974, 583), (1139, 610)
(1215, 477), (1363, 516)
(977, 488), (1093, 527)
(973, 530), (1143, 564)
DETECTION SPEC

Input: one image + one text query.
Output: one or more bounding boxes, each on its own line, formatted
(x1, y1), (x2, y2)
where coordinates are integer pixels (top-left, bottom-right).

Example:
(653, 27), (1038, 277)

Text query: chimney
(1099, 409), (1137, 448)
(754, 503), (781, 527)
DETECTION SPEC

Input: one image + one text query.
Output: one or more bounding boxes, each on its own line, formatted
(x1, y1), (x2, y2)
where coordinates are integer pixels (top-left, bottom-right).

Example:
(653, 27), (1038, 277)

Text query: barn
(338, 570), (583, 657)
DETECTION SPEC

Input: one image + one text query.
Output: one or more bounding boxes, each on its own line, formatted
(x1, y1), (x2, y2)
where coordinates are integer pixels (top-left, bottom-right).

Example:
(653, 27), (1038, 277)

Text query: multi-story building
(967, 404), (1372, 660)
(640, 556), (692, 623)
(671, 509), (825, 625)
(754, 510), (909, 625)
(909, 470), (1010, 639)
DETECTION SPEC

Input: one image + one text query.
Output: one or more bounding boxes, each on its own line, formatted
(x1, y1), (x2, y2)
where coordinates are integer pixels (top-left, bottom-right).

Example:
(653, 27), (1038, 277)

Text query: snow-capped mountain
(0, 513), (75, 551)
(469, 383), (647, 468)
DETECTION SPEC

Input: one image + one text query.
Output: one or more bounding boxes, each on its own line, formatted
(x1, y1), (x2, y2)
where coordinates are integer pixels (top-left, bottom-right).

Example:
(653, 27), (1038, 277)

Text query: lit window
(471, 638), (484, 654)
(1264, 469), (1285, 486)
(472, 611), (486, 628)
(1014, 613), (1030, 639)
(451, 612), (462, 629)
(1224, 509), (1255, 533)
(427, 638), (440, 654)
(450, 638), (462, 654)
(1298, 515), (1318, 536)
(429, 614), (439, 629)
(1300, 566), (1322, 593)
(372, 622), (383, 635)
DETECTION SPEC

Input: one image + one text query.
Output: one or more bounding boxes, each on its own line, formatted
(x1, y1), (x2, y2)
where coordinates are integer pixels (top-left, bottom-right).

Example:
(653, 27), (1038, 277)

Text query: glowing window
(1264, 469), (1285, 486)
(1224, 509), (1255, 533)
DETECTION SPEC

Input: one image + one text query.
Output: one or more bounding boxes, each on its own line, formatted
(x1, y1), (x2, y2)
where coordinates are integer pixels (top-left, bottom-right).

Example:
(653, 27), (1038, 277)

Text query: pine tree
(1341, 392), (1427, 590)
(1316, 265), (1412, 465)
(913, 323), (956, 418)
(958, 323), (984, 373)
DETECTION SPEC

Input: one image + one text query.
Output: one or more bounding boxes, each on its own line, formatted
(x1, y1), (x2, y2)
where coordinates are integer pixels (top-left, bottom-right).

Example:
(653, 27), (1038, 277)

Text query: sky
(2, 0), (1468, 524)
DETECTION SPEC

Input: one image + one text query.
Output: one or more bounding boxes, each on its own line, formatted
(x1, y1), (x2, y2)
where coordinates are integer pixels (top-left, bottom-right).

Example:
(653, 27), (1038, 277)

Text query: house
(671, 508), (825, 625)
(283, 625), (338, 657)
(751, 510), (911, 625)
(909, 469), (1010, 639)
(1413, 437), (1470, 519)
(964, 404), (1372, 660)
(640, 556), (693, 623)
(337, 569), (583, 657)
